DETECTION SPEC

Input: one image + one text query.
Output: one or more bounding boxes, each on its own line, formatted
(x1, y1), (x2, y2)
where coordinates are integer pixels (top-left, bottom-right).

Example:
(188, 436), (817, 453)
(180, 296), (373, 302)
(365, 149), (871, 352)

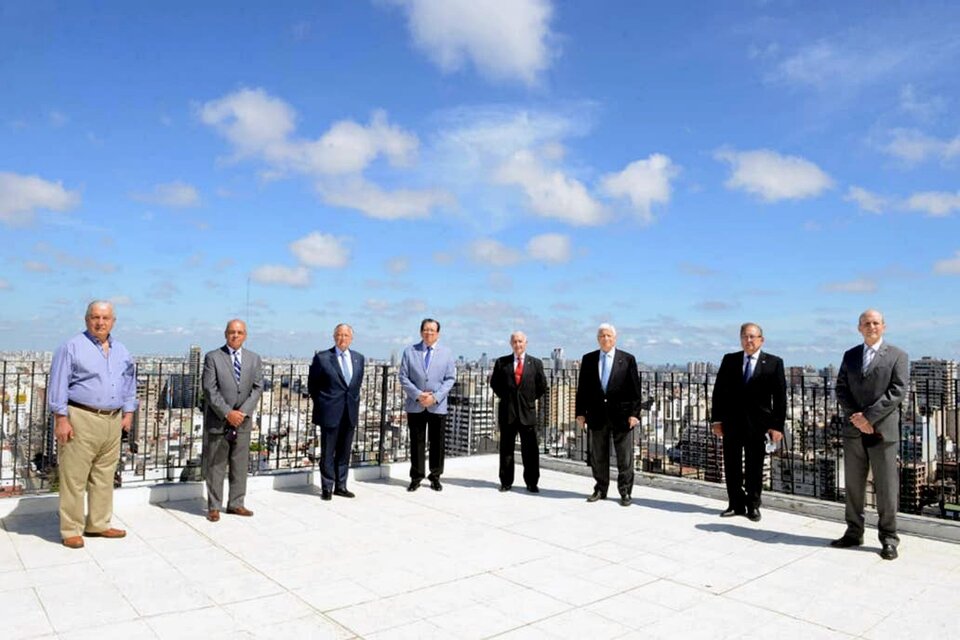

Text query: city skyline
(2, 1), (960, 366)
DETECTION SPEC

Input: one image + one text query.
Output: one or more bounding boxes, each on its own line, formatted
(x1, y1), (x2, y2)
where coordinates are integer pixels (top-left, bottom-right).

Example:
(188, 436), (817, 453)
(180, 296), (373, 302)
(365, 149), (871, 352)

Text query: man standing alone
(490, 331), (547, 493)
(202, 319), (263, 522)
(49, 301), (138, 548)
(308, 323), (365, 500)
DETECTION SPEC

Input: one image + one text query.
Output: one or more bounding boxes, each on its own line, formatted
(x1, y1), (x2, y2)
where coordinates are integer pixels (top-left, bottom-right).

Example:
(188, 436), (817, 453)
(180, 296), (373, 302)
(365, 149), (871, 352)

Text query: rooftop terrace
(3, 455), (958, 639)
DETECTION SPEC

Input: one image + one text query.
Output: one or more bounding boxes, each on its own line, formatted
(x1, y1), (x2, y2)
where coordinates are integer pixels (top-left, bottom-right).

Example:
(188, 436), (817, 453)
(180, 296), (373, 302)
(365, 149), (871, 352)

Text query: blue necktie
(340, 351), (352, 384)
(424, 346), (432, 372)
(743, 355), (753, 383)
(601, 352), (610, 392)
(233, 351), (241, 383)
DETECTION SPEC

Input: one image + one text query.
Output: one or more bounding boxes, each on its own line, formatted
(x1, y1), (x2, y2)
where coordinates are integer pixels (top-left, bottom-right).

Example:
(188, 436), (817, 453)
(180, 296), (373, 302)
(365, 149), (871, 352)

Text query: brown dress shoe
(207, 510), (220, 522)
(62, 536), (85, 549)
(226, 506), (254, 516)
(84, 528), (126, 539)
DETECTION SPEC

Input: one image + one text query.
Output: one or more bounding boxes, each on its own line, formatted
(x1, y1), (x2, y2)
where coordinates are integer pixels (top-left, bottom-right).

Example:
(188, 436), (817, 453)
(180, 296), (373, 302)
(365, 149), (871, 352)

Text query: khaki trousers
(58, 406), (121, 539)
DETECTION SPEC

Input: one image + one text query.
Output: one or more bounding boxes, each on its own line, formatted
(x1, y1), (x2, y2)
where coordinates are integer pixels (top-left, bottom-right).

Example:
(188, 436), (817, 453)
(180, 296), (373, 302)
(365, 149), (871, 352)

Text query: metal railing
(1, 359), (958, 519)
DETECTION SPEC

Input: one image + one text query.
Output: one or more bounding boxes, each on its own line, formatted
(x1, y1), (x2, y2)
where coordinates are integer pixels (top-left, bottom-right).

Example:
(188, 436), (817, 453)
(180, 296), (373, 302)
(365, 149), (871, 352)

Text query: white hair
(597, 323), (617, 336)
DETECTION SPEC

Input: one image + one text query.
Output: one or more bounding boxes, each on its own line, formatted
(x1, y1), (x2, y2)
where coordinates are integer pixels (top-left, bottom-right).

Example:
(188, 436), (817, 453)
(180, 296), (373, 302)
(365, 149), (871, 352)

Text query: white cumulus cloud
(821, 278), (877, 293)
(289, 232), (350, 268)
(318, 178), (453, 220)
(133, 181), (201, 208)
(905, 191), (960, 217)
(716, 148), (833, 202)
(395, 0), (555, 85)
(880, 128), (960, 164)
(468, 238), (522, 267)
(250, 265), (311, 287)
(0, 171), (81, 225)
(494, 150), (605, 225)
(844, 186), (887, 214)
(933, 251), (960, 275)
(600, 154), (678, 223)
(526, 233), (571, 263)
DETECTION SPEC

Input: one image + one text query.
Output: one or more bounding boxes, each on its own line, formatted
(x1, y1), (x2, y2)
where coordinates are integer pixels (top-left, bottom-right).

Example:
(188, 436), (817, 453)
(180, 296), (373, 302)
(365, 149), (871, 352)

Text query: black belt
(68, 400), (121, 416)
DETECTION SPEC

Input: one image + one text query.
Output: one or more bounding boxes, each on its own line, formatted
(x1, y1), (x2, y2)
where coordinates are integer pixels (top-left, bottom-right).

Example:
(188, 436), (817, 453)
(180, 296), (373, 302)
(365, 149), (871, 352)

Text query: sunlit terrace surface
(3, 454), (959, 639)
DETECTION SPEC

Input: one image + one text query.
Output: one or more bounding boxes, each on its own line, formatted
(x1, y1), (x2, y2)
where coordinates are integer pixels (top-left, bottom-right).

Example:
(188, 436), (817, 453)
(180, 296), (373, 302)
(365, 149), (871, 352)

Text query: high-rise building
(445, 376), (495, 456)
(188, 345), (202, 407)
(911, 357), (958, 411)
(551, 347), (565, 370)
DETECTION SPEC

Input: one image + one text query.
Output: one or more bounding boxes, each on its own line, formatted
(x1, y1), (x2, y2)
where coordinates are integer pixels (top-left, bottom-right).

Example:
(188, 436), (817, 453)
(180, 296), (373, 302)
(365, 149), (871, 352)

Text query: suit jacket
(490, 353), (547, 427)
(202, 346), (263, 434)
(398, 341), (456, 414)
(575, 349), (642, 431)
(711, 350), (787, 437)
(836, 342), (909, 441)
(308, 347), (365, 428)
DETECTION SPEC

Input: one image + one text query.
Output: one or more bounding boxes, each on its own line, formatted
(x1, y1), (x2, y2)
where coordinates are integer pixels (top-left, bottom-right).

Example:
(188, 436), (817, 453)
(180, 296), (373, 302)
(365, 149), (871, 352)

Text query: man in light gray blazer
(831, 309), (908, 560)
(202, 319), (263, 522)
(398, 318), (456, 492)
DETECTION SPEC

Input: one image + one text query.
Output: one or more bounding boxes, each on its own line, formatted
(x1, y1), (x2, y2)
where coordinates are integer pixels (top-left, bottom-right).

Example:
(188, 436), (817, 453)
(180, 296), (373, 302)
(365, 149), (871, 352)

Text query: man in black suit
(308, 323), (365, 501)
(710, 322), (786, 522)
(575, 323), (643, 506)
(831, 309), (908, 560)
(490, 331), (548, 493)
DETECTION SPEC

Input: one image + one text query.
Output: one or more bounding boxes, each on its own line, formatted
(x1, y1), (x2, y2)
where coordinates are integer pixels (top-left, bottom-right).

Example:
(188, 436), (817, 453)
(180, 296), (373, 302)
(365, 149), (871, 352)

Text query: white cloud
(250, 265), (311, 287)
(0, 172), (81, 225)
(934, 251), (960, 275)
(494, 150), (605, 225)
(48, 110), (68, 127)
(844, 186), (887, 214)
(880, 128), (960, 164)
(821, 278), (878, 293)
(899, 84), (946, 120)
(289, 232), (350, 268)
(386, 257), (409, 273)
(395, 0), (555, 85)
(200, 88), (450, 219)
(600, 154), (678, 223)
(109, 295), (133, 306)
(526, 233), (571, 264)
(905, 191), (960, 217)
(468, 238), (522, 267)
(716, 149), (833, 202)
(133, 181), (201, 208)
(770, 41), (907, 90)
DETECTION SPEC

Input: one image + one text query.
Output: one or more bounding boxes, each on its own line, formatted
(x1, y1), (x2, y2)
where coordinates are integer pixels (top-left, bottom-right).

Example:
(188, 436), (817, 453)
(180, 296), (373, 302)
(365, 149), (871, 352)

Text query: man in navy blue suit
(308, 323), (365, 500)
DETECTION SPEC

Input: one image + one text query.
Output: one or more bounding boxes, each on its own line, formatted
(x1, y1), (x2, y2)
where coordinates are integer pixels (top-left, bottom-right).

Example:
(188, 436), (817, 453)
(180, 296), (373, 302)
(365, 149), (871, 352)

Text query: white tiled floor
(3, 455), (960, 639)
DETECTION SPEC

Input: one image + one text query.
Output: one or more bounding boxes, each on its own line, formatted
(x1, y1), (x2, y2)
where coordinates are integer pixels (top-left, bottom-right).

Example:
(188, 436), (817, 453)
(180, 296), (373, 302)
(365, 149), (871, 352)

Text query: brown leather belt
(67, 400), (121, 416)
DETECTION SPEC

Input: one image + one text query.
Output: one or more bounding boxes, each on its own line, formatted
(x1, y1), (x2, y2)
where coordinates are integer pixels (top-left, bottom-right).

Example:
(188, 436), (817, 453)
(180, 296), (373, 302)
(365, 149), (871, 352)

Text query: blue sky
(1, 0), (959, 365)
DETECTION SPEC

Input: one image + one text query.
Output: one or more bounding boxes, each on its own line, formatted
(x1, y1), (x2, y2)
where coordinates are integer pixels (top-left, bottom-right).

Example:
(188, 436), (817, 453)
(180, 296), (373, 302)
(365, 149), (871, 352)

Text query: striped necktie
(743, 355), (753, 383)
(340, 351), (352, 384)
(233, 351), (241, 383)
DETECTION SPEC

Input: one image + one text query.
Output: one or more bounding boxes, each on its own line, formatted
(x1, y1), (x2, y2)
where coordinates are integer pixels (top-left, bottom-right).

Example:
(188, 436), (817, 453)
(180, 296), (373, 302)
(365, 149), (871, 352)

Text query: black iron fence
(1, 359), (958, 519)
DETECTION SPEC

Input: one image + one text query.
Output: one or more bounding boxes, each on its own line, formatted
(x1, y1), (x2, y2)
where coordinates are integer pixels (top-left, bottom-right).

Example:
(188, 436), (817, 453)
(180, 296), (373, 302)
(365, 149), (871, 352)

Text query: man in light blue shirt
(49, 301), (138, 548)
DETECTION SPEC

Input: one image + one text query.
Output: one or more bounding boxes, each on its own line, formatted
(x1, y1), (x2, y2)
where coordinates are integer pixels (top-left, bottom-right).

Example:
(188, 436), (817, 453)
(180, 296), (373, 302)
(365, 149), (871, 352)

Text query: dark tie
(514, 357), (524, 386)
(233, 352), (241, 383)
(743, 355), (753, 383)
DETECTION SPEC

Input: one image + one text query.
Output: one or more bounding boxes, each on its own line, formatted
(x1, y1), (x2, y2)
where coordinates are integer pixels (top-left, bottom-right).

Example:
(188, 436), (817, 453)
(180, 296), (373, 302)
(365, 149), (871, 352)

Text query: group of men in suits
(192, 310), (910, 561)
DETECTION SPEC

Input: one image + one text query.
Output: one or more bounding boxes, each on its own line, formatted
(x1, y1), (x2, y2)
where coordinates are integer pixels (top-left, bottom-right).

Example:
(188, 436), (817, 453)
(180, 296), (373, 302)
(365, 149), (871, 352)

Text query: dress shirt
(228, 346), (242, 364)
(335, 346), (352, 380)
(48, 331), (138, 415)
(862, 338), (883, 369)
(743, 350), (761, 377)
(513, 353), (525, 372)
(598, 348), (616, 380)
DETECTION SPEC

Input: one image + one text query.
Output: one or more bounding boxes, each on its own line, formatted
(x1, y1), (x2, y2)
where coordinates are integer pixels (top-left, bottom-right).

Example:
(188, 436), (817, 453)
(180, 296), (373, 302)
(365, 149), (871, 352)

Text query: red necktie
(514, 357), (524, 385)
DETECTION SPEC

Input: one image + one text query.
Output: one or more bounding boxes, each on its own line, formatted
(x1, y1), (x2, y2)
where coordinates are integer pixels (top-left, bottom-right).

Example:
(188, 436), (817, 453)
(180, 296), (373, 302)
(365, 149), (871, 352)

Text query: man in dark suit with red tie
(575, 323), (643, 506)
(490, 331), (548, 493)
(711, 322), (786, 522)
(308, 323), (365, 501)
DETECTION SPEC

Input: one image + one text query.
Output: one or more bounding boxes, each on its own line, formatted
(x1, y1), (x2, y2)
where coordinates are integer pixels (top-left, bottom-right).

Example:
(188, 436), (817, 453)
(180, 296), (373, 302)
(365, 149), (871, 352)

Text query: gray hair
(858, 309), (884, 325)
(85, 300), (114, 319)
(510, 330), (527, 342)
(333, 323), (353, 335)
(597, 323), (617, 337)
(740, 322), (763, 338)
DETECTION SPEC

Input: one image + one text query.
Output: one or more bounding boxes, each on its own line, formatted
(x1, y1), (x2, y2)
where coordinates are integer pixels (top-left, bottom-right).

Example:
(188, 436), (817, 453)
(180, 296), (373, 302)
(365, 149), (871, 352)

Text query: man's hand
(226, 409), (246, 427)
(121, 412), (134, 433)
(711, 421), (723, 437)
(418, 392), (436, 408)
(850, 412), (874, 434)
(576, 416), (586, 431)
(628, 416), (639, 429)
(767, 429), (783, 443)
(55, 415), (74, 446)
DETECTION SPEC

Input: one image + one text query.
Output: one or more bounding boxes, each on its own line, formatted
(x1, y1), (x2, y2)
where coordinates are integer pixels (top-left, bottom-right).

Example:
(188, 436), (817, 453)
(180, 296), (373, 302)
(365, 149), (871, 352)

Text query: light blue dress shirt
(48, 331), (139, 415)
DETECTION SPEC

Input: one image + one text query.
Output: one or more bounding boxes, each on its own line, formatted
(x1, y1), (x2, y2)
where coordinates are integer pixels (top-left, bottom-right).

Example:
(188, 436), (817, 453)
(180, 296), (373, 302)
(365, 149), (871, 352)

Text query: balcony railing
(1, 359), (958, 519)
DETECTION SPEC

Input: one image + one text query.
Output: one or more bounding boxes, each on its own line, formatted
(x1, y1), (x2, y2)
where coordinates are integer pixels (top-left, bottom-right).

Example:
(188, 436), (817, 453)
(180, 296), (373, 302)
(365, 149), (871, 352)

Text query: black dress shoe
(720, 508), (744, 518)
(586, 490), (606, 502)
(619, 495), (631, 507)
(430, 479), (443, 491)
(829, 535), (863, 548)
(880, 544), (899, 560)
(334, 488), (355, 498)
(499, 484), (511, 492)
(321, 489), (332, 501)
(407, 481), (421, 492)
(746, 507), (761, 522)
(526, 485), (539, 493)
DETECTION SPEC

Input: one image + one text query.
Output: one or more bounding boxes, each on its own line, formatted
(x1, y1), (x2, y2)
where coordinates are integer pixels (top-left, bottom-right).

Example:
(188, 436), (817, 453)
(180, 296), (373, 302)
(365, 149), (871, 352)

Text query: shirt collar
(601, 347), (616, 358)
(228, 346), (242, 357)
(863, 339), (883, 352)
(515, 352), (525, 361)
(83, 330), (112, 348)
(744, 349), (761, 361)
(335, 346), (350, 358)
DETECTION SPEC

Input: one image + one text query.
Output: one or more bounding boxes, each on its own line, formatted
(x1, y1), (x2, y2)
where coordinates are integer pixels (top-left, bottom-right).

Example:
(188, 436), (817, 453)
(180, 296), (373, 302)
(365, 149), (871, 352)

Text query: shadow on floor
(1, 496), (61, 542)
(695, 522), (838, 548)
(633, 497), (720, 515)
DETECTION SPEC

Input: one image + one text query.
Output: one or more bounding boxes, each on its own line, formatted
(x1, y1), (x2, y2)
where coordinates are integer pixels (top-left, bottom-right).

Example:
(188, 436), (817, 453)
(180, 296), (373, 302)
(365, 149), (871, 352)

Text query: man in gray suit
(202, 319), (263, 522)
(398, 318), (456, 492)
(831, 309), (908, 560)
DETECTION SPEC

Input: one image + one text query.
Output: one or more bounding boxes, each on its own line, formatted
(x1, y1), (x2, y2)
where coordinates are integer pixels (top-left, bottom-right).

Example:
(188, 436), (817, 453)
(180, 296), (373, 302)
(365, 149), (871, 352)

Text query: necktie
(863, 346), (875, 371)
(340, 351), (352, 384)
(233, 351), (241, 383)
(514, 357), (524, 386)
(424, 346), (432, 372)
(601, 352), (610, 392)
(743, 355), (753, 383)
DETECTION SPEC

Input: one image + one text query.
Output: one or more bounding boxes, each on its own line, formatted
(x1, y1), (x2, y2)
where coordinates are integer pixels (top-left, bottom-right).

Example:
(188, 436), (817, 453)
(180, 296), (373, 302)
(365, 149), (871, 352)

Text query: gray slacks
(842, 435), (899, 546)
(203, 426), (251, 511)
